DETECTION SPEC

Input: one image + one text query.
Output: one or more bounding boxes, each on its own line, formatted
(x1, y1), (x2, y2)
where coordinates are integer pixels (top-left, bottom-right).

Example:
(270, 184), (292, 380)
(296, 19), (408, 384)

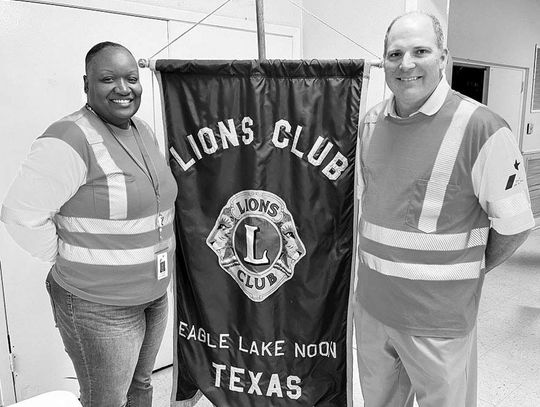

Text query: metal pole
(255, 0), (266, 60)
(347, 60), (374, 407)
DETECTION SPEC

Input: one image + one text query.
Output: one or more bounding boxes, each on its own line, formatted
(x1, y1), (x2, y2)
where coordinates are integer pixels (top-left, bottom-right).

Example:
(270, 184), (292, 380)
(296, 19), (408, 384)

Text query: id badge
(155, 242), (169, 280)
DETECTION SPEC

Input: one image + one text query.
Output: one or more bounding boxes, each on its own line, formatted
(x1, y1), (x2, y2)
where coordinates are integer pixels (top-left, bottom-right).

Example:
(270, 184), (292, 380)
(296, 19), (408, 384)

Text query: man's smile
(398, 76), (421, 82)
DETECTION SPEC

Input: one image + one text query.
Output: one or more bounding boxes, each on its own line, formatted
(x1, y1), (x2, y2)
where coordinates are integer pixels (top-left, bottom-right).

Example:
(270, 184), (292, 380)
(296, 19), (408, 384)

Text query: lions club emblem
(207, 190), (306, 302)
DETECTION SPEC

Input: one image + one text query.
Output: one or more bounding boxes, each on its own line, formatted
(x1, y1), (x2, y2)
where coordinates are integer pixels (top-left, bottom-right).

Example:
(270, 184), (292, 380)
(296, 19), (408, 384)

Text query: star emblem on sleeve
(514, 160), (520, 170)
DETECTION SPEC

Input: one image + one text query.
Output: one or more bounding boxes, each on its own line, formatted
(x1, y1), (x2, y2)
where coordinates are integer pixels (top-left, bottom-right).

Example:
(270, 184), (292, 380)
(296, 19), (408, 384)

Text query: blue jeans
(46, 271), (168, 407)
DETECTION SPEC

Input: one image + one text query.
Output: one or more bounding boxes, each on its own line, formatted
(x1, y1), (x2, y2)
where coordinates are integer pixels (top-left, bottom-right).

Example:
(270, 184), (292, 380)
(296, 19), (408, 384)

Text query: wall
(301, 0), (450, 111)
(415, 0), (449, 34)
(124, 0), (303, 28)
(448, 0), (540, 153)
(301, 0), (399, 110)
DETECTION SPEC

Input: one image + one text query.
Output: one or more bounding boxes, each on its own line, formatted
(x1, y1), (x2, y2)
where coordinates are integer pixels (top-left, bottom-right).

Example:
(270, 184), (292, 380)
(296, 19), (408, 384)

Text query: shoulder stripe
(418, 100), (478, 232)
(76, 114), (128, 219)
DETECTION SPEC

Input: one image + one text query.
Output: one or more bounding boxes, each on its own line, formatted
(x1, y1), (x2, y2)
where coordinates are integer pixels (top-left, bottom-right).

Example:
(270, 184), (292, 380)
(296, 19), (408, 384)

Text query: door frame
(452, 57), (529, 151)
(0, 261), (16, 403)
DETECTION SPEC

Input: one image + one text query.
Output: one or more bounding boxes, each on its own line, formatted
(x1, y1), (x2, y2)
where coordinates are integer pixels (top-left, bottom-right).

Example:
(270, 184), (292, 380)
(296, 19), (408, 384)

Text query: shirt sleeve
(1, 137), (87, 262)
(472, 127), (535, 235)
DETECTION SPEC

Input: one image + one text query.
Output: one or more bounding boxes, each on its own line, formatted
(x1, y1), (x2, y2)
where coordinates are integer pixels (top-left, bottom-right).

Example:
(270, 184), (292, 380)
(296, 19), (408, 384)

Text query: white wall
(301, 0), (450, 110)
(415, 0), (449, 36)
(448, 0), (540, 153)
(301, 0), (402, 111)
(124, 0), (303, 28)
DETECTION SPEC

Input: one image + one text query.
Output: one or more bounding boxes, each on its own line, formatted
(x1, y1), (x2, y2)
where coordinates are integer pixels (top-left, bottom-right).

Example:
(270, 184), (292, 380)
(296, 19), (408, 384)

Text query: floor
(152, 228), (540, 407)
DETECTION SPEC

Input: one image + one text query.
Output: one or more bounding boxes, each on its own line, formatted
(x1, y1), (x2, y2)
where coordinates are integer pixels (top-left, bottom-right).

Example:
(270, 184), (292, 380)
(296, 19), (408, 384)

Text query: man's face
(384, 14), (447, 117)
(84, 47), (142, 128)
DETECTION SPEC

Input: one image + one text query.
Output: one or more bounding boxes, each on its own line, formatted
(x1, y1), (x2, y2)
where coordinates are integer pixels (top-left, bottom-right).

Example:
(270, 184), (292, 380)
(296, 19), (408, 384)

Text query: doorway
(452, 64), (487, 104)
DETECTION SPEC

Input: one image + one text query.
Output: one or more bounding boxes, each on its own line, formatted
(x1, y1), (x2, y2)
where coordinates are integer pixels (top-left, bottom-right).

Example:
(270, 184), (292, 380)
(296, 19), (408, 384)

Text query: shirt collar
(384, 77), (451, 119)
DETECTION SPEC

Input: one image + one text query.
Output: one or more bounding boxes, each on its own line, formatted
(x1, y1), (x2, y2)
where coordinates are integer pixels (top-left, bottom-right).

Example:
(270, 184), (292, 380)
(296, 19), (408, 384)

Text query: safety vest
(47, 108), (177, 306)
(357, 91), (505, 337)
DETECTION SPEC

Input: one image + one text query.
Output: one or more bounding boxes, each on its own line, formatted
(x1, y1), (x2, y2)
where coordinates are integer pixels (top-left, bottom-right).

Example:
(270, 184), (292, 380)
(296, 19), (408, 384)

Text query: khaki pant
(355, 303), (477, 407)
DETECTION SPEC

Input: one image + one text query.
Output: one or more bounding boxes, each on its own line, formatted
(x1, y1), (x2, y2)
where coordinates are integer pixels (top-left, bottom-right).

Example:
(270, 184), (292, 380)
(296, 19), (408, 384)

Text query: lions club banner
(154, 59), (364, 406)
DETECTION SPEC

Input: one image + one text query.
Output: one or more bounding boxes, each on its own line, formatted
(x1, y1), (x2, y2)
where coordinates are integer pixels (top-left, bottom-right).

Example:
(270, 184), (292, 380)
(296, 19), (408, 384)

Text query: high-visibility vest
(357, 91), (504, 337)
(47, 108), (177, 306)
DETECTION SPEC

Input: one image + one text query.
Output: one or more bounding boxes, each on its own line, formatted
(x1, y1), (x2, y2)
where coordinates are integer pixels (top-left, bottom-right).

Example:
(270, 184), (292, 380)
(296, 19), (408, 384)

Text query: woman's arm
(1, 136), (87, 262)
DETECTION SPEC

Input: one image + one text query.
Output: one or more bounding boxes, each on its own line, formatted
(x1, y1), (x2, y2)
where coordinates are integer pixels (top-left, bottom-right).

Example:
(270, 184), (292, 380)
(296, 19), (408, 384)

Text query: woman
(0, 42), (177, 406)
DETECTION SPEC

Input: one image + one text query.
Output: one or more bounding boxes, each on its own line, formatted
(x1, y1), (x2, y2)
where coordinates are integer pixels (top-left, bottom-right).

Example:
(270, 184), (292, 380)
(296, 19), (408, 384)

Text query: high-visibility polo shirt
(356, 80), (534, 338)
(1, 107), (178, 306)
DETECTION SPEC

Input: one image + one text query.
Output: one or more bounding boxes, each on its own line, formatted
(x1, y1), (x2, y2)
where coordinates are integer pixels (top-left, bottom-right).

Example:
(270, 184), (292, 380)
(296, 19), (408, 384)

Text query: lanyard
(85, 105), (165, 240)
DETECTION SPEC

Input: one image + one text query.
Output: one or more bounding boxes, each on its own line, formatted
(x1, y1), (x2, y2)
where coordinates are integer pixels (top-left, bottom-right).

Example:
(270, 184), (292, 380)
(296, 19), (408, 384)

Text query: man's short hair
(85, 41), (131, 73)
(383, 12), (445, 56)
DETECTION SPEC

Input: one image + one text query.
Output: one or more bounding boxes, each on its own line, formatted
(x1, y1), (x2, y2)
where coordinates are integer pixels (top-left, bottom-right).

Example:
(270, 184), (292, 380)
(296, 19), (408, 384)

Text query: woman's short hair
(85, 41), (132, 72)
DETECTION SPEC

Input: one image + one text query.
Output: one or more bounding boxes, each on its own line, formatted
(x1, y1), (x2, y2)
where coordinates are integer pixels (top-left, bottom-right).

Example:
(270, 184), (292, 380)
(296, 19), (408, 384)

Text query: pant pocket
(45, 272), (59, 328)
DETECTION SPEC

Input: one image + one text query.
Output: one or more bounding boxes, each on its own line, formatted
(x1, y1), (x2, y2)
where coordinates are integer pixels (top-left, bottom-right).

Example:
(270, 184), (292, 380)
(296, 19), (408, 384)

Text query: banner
(155, 59), (363, 406)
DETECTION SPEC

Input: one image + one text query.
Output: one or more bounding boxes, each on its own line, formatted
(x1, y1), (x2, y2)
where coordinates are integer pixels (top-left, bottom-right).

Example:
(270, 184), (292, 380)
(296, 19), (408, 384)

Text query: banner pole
(346, 58), (382, 406)
(255, 0), (267, 60)
(358, 59), (383, 118)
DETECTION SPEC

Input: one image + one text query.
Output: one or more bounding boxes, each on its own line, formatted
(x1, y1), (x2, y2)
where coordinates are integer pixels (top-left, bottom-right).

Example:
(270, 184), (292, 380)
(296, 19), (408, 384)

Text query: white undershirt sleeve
(472, 127), (535, 235)
(1, 137), (87, 262)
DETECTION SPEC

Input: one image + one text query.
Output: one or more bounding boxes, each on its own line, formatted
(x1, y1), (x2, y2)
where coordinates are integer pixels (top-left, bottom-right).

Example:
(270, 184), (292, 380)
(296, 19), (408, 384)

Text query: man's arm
(484, 228), (531, 273)
(471, 126), (535, 273)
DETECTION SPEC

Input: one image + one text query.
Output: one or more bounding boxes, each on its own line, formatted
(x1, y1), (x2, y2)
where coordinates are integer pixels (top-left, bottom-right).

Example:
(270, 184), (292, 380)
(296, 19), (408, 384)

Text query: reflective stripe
(487, 191), (531, 218)
(59, 236), (174, 266)
(57, 223), (174, 250)
(56, 207), (174, 234)
(361, 219), (489, 251)
(78, 115), (128, 219)
(418, 101), (478, 232)
(360, 251), (484, 281)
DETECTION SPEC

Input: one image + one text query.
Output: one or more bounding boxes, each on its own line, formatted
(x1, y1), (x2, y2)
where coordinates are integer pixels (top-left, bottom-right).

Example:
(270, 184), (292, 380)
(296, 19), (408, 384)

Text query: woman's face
(84, 47), (142, 129)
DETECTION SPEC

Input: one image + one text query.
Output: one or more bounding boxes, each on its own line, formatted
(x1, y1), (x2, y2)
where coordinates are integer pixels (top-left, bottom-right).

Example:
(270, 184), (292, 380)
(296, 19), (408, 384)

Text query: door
(486, 66), (525, 145)
(0, 0), (298, 403)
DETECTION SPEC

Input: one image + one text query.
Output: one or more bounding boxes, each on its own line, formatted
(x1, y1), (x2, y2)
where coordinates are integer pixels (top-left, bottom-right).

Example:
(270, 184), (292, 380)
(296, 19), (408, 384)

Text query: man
(355, 11), (534, 407)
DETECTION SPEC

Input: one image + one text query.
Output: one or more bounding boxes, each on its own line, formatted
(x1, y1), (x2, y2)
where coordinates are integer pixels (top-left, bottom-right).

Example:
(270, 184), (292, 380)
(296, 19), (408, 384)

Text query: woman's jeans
(46, 271), (168, 407)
